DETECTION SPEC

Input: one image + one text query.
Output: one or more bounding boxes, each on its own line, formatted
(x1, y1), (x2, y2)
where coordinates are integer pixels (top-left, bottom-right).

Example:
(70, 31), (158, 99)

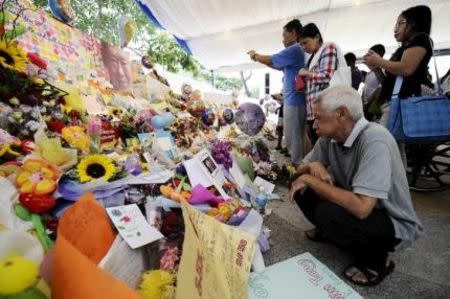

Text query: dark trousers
(295, 189), (400, 270)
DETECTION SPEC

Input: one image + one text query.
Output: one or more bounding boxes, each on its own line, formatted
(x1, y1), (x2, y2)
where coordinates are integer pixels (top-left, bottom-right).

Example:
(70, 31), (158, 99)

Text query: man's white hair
(316, 86), (363, 121)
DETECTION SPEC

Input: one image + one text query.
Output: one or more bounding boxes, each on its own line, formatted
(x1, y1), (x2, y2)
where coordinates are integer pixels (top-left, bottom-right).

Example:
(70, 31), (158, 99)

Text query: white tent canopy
(137, 0), (450, 71)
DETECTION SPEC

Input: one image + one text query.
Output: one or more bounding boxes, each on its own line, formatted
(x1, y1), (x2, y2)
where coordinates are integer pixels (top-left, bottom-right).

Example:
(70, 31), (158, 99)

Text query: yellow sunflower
(0, 40), (28, 73)
(76, 154), (116, 183)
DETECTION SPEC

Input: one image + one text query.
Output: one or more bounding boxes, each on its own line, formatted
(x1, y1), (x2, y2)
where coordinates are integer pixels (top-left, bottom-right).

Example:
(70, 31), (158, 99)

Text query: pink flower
(87, 117), (102, 135)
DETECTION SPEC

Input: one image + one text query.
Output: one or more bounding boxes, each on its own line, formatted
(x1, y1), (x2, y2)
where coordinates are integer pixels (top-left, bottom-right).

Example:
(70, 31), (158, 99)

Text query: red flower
(19, 193), (56, 214)
(20, 140), (35, 154)
(47, 119), (66, 134)
(27, 52), (47, 69)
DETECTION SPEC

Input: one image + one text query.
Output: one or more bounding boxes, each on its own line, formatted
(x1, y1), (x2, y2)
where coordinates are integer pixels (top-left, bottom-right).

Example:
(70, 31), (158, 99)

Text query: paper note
(99, 235), (145, 288)
(184, 158), (212, 188)
(248, 252), (363, 299)
(229, 156), (249, 190)
(106, 204), (164, 249)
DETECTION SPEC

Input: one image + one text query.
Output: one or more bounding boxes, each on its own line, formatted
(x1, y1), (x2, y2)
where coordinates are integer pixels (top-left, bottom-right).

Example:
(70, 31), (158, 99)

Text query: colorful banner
(5, 0), (109, 92)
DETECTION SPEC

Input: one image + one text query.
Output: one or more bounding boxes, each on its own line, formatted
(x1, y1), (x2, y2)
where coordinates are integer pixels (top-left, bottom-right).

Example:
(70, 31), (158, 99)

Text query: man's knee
(314, 202), (349, 230)
(294, 189), (321, 224)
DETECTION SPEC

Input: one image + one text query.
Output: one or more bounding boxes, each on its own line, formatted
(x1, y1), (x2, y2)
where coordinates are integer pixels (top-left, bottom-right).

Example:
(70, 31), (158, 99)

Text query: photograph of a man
(202, 156), (217, 174)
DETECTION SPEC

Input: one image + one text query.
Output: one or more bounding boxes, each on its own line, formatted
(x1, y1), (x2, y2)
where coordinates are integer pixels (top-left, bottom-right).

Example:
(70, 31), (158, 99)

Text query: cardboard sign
(248, 252), (362, 299)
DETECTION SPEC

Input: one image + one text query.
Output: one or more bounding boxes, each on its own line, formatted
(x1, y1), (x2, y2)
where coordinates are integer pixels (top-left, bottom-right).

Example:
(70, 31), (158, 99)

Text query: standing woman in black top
(364, 5), (432, 123)
(363, 5), (433, 165)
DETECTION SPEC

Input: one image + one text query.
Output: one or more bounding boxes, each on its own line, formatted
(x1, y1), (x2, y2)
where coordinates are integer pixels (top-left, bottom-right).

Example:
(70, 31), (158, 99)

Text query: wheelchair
(406, 141), (450, 192)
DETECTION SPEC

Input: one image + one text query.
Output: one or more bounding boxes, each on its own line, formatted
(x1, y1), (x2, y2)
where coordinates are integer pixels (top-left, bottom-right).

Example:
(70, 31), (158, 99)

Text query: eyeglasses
(395, 20), (407, 28)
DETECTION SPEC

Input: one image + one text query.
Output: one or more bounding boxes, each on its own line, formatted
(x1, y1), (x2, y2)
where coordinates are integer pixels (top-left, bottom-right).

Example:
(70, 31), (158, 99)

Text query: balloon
(48, 0), (75, 23)
(151, 115), (165, 130)
(222, 108), (234, 124)
(118, 17), (136, 48)
(234, 103), (266, 136)
(151, 112), (175, 130)
(161, 112), (175, 126)
(202, 109), (215, 126)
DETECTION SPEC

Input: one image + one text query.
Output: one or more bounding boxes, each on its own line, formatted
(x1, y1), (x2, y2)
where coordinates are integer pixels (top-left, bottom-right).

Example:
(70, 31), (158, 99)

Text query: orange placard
(52, 235), (141, 299)
(57, 193), (116, 263)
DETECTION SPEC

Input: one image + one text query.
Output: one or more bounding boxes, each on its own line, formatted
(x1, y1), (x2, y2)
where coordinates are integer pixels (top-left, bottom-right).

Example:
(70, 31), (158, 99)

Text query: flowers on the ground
(15, 159), (60, 195)
(76, 154), (116, 183)
(138, 270), (175, 299)
(61, 126), (90, 153)
(210, 139), (232, 169)
(0, 40), (28, 73)
(108, 107), (124, 119)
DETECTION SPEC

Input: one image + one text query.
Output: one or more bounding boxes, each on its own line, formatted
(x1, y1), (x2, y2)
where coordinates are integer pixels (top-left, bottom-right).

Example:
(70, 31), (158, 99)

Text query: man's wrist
(296, 163), (310, 175)
(300, 174), (313, 186)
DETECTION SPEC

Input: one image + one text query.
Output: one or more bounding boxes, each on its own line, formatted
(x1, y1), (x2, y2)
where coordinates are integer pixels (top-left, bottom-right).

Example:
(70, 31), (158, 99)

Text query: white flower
(26, 120), (40, 132)
(20, 105), (32, 113)
(30, 107), (41, 119)
(53, 112), (64, 119)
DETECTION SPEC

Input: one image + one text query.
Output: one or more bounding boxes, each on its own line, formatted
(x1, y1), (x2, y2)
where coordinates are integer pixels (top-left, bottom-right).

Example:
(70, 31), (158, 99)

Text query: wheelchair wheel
(406, 142), (450, 192)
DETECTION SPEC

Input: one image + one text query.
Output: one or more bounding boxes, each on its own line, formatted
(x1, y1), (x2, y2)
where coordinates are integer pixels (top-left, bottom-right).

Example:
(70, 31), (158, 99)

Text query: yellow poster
(177, 201), (256, 299)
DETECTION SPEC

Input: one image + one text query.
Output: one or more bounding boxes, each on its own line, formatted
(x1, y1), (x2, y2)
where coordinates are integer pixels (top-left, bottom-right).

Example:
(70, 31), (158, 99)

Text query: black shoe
(280, 148), (288, 154)
(284, 152), (291, 157)
(275, 145), (282, 150)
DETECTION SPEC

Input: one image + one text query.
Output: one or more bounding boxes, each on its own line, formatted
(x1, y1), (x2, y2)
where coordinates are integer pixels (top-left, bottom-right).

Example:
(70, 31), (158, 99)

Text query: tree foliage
(30, 0), (243, 92)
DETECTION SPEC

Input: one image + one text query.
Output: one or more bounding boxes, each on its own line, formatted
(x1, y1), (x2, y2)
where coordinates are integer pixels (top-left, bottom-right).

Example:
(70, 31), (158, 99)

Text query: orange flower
(15, 159), (60, 195)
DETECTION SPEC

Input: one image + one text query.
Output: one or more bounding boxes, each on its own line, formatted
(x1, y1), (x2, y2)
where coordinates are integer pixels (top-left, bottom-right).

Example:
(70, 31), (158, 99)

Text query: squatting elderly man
(290, 86), (422, 287)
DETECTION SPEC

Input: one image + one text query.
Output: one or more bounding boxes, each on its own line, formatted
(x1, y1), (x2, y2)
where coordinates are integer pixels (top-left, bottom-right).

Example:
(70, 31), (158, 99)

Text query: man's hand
(298, 68), (310, 77)
(309, 162), (333, 185)
(248, 50), (257, 60)
(289, 175), (309, 204)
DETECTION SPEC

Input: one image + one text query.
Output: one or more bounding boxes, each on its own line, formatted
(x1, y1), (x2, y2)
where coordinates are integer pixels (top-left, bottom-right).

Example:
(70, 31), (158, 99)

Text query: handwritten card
(106, 204), (164, 249)
(248, 252), (362, 299)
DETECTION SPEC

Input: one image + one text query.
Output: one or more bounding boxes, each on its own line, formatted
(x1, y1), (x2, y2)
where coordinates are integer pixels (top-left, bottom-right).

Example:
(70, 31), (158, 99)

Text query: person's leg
(293, 188), (323, 225)
(379, 102), (390, 127)
(276, 128), (283, 149)
(314, 203), (397, 262)
(282, 105), (292, 157)
(284, 105), (305, 165)
(312, 200), (399, 286)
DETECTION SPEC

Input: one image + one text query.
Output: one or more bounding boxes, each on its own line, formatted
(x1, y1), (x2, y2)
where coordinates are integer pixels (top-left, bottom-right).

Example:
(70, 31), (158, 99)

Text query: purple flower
(210, 139), (233, 170)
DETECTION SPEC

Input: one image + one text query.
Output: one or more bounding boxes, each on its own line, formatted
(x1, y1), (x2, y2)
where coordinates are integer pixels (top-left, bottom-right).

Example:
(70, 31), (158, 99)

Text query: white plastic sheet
(138, 0), (450, 70)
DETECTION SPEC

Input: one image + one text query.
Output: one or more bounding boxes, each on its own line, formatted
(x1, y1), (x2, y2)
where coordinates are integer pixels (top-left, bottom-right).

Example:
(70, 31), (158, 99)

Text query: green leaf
(13, 203), (32, 221)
